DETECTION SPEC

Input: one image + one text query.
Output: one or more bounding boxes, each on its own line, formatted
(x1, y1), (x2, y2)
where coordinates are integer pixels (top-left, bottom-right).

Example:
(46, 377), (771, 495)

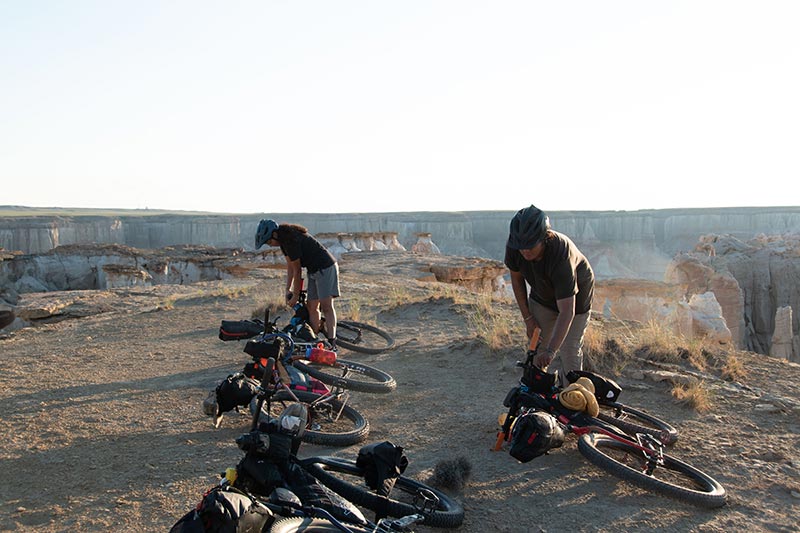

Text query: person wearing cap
(255, 219), (341, 349)
(504, 205), (594, 386)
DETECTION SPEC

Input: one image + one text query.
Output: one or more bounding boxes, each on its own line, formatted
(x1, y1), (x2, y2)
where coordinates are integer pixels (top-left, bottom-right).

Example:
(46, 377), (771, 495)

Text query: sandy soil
(1, 251), (799, 532)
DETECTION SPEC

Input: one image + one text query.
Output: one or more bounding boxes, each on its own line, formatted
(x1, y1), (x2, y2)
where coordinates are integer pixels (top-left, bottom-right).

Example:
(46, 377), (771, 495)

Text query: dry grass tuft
(468, 296), (516, 351)
(719, 351), (747, 382)
(251, 283), (289, 322)
(342, 298), (362, 321)
(671, 381), (713, 412)
(386, 287), (416, 308)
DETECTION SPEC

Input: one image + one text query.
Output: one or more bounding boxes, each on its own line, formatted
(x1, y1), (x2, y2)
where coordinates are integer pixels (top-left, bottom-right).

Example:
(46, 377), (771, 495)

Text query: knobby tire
(294, 359), (397, 394)
(336, 321), (395, 354)
(577, 433), (726, 508)
(250, 390), (369, 447)
(300, 456), (464, 529)
(596, 401), (679, 446)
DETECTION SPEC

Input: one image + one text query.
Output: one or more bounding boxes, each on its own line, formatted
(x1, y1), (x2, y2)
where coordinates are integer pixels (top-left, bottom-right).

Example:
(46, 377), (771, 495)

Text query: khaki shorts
(308, 264), (340, 301)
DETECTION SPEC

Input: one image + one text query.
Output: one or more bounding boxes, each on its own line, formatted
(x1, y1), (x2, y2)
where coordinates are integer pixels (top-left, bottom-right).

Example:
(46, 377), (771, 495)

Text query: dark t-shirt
(280, 233), (336, 273)
(504, 230), (594, 314)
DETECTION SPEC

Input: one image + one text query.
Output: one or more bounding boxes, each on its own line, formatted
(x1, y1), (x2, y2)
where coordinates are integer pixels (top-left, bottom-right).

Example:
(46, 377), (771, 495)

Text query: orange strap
(492, 431), (506, 451)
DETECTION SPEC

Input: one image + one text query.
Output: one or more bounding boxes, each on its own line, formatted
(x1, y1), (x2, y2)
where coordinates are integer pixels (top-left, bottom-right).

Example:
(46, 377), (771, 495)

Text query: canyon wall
(3, 207), (800, 281)
(3, 207), (799, 357)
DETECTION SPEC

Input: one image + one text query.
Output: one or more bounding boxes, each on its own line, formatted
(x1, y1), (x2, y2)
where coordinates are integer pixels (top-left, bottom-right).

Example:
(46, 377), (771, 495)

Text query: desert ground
(1, 251), (798, 532)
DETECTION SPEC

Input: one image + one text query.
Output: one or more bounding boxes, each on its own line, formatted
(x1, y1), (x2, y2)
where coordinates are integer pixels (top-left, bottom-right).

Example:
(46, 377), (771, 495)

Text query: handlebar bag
(215, 373), (259, 415)
(521, 364), (558, 395)
(243, 339), (282, 359)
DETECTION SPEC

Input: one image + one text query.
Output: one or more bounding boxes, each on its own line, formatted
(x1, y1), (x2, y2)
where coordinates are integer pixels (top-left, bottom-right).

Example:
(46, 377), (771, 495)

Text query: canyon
(1, 206), (799, 360)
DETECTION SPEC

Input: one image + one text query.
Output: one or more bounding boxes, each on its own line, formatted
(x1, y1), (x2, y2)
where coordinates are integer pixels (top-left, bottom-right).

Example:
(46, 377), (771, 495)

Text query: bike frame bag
(219, 319), (264, 341)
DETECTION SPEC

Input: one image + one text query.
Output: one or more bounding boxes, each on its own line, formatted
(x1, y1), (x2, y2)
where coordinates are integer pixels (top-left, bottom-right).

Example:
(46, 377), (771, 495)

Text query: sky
(2, 1), (799, 214)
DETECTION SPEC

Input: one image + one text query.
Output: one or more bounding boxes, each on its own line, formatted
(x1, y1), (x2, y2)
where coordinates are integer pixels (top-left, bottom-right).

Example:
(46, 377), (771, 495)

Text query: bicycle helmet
(255, 219), (278, 249)
(507, 205), (550, 250)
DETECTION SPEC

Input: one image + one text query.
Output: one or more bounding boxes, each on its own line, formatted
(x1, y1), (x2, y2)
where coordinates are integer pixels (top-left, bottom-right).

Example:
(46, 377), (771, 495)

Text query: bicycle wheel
(250, 390), (369, 447)
(300, 456), (464, 529)
(596, 401), (679, 446)
(336, 321), (395, 354)
(268, 517), (373, 533)
(577, 433), (726, 508)
(293, 359), (396, 394)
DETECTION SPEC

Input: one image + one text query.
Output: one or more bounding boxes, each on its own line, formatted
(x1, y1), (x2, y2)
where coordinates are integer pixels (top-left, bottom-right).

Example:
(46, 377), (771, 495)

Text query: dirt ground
(1, 251), (799, 532)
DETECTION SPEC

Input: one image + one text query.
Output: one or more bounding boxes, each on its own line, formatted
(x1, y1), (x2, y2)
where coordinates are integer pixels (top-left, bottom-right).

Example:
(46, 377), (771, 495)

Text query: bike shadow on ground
(3, 363), (237, 416)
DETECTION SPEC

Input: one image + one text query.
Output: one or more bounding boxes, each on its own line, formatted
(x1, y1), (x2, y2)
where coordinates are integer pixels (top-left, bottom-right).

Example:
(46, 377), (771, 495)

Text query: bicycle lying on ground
(245, 331), (371, 447)
(217, 280), (395, 355)
(174, 356), (464, 532)
(282, 283), (396, 355)
(241, 309), (397, 394)
(493, 330), (726, 509)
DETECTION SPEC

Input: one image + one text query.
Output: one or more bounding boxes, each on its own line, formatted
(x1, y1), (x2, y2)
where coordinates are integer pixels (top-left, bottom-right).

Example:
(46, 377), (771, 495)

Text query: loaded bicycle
(281, 282), (396, 355)
(174, 356), (464, 533)
(245, 330), (371, 447)
(219, 287), (396, 395)
(240, 306), (397, 394)
(494, 329), (726, 508)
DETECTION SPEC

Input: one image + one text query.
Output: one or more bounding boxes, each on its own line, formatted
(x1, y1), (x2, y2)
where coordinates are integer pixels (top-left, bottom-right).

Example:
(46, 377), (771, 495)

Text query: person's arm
(285, 257), (302, 306)
(534, 295), (576, 367)
(510, 270), (538, 338)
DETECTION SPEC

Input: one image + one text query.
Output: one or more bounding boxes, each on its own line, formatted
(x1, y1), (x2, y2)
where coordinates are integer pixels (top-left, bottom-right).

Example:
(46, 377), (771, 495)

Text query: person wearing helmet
(504, 205), (594, 386)
(255, 219), (340, 349)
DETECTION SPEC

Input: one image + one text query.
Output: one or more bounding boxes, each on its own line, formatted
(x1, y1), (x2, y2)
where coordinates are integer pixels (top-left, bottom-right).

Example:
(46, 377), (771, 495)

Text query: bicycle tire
(268, 517), (373, 533)
(597, 401), (679, 446)
(293, 359), (397, 394)
(577, 433), (726, 508)
(300, 456), (464, 529)
(336, 321), (395, 354)
(250, 390), (369, 447)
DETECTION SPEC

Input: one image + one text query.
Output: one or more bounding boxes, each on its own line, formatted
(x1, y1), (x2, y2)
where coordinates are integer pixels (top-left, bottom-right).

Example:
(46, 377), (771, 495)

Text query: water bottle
(306, 344), (337, 365)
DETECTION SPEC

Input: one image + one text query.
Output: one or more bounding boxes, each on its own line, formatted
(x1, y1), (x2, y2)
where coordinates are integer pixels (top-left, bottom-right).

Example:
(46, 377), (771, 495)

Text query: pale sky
(2, 1), (798, 214)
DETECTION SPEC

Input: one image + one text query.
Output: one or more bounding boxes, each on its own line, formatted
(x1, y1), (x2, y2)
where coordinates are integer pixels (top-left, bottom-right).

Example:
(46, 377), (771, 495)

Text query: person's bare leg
(319, 296), (337, 343)
(308, 299), (322, 335)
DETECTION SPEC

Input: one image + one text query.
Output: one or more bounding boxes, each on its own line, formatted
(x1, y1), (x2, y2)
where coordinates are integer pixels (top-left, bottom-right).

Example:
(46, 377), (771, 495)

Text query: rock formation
(771, 306), (795, 362)
(0, 242), (507, 331)
(411, 233), (441, 254)
(666, 233), (800, 358)
(592, 279), (731, 343)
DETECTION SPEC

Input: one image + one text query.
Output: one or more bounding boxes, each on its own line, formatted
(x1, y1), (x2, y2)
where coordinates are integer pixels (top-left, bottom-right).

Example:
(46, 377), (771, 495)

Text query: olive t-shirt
(280, 233), (336, 273)
(504, 231), (594, 314)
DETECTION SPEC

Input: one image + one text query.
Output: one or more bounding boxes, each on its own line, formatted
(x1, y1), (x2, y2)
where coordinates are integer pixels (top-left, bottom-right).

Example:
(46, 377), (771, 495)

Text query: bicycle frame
(493, 328), (542, 451)
(250, 324), (353, 429)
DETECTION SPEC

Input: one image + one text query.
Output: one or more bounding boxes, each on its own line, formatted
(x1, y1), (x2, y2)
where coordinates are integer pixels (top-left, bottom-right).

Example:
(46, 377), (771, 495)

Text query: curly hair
(275, 223), (308, 245)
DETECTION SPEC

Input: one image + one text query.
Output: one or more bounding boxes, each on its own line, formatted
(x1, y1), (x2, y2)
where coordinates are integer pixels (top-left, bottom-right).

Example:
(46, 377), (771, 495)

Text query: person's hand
(533, 348), (556, 369)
